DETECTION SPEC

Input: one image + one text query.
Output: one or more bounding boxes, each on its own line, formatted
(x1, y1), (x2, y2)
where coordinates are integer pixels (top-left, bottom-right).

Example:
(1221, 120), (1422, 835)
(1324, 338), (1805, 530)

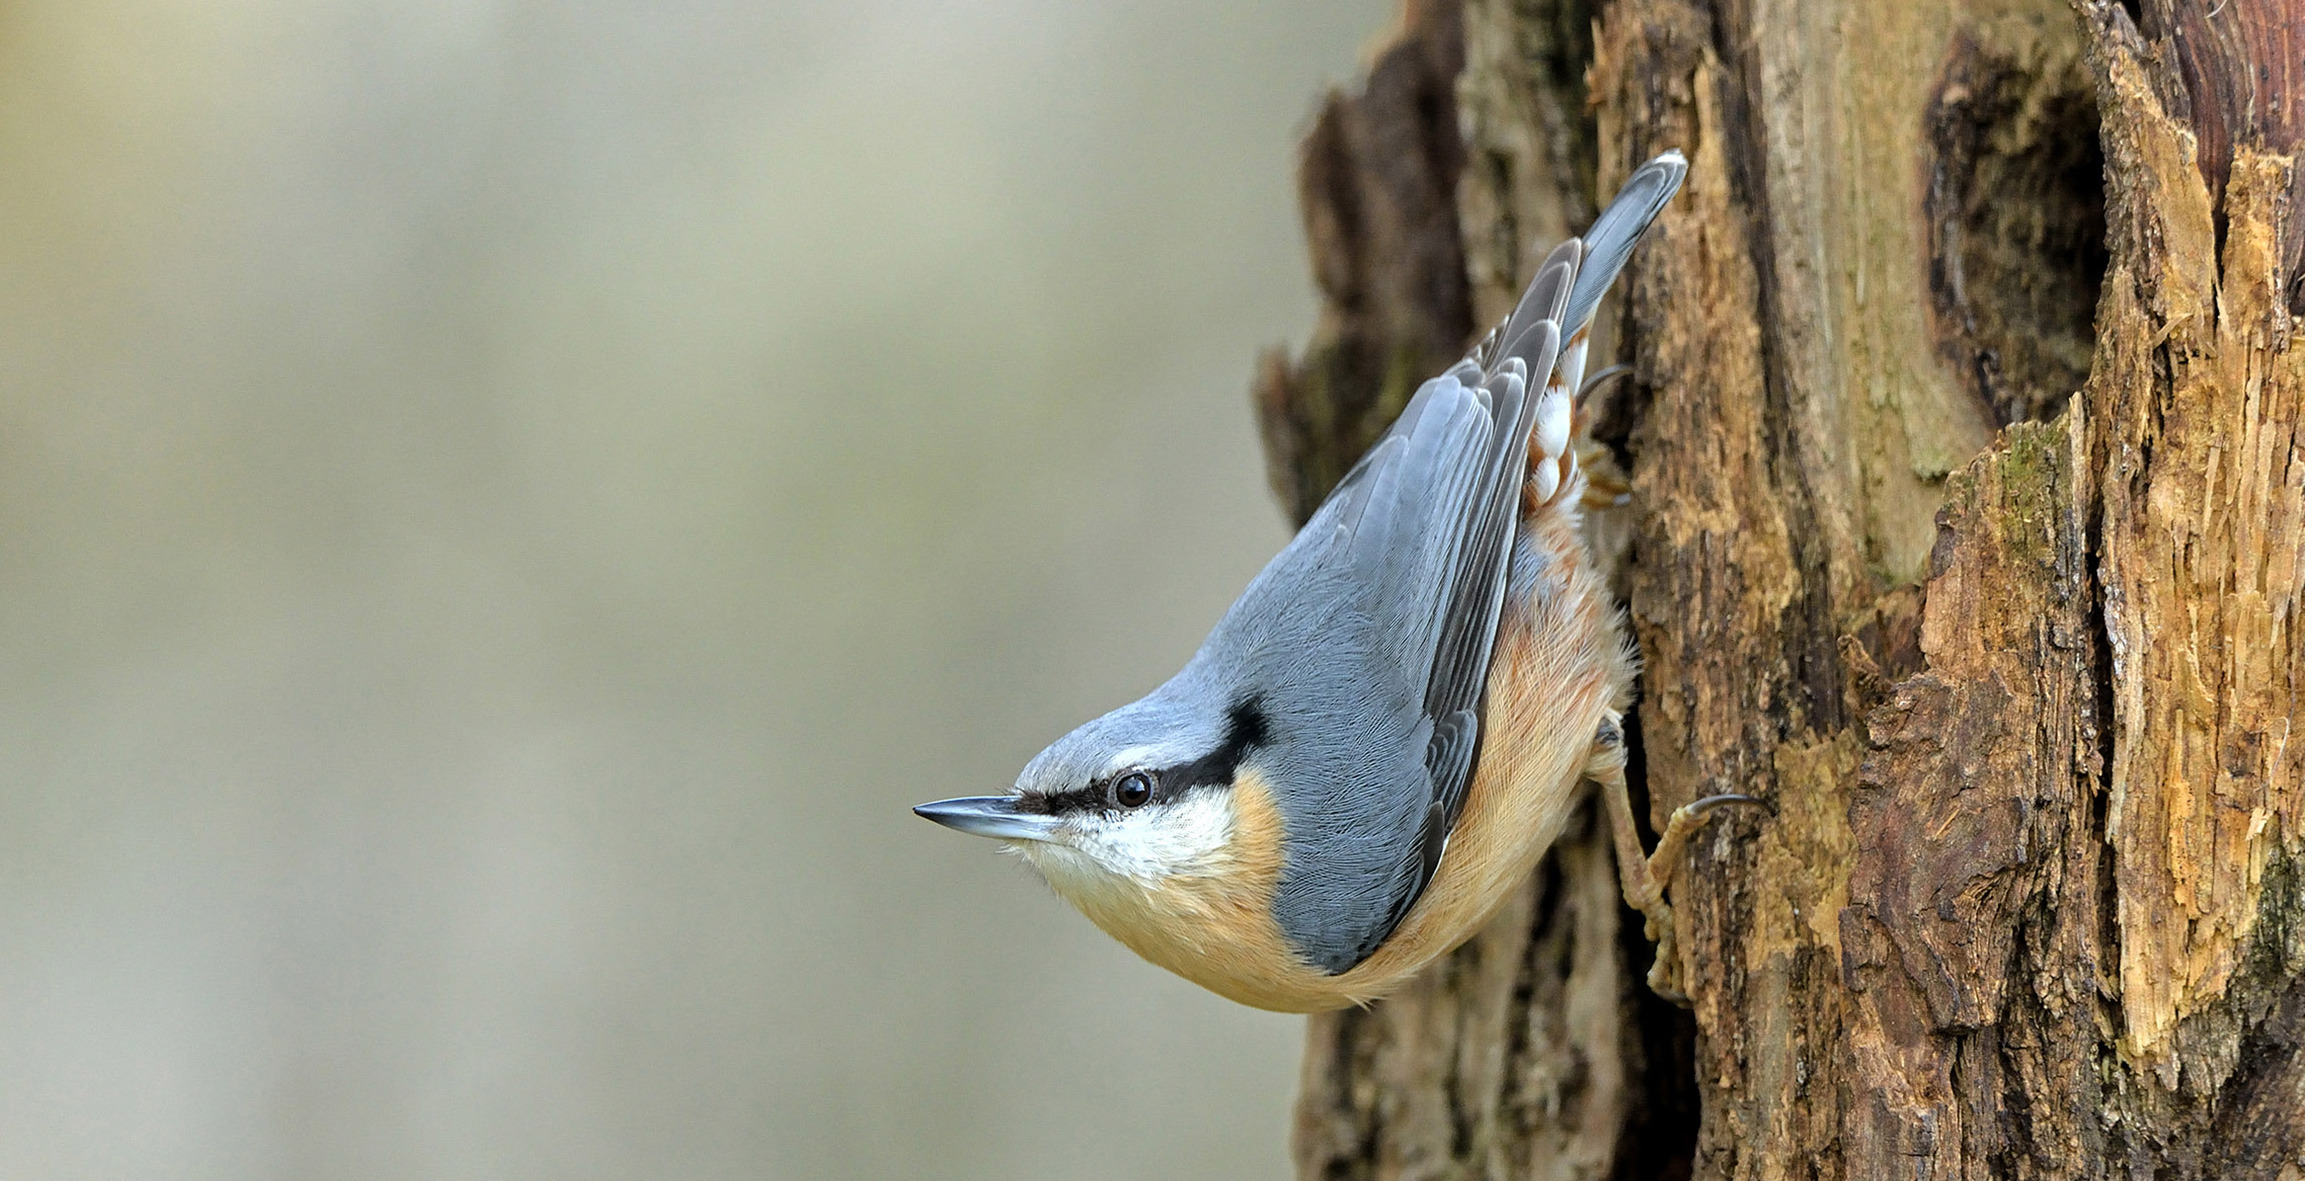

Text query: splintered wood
(2092, 47), (2305, 1076)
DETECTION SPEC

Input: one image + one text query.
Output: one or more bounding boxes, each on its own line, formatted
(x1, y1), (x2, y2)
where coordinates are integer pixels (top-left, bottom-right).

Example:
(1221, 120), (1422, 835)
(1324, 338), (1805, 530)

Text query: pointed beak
(912, 795), (1060, 842)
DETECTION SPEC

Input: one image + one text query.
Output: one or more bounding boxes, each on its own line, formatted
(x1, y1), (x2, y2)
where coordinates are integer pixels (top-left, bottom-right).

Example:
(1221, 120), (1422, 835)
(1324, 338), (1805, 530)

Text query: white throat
(1015, 788), (1236, 890)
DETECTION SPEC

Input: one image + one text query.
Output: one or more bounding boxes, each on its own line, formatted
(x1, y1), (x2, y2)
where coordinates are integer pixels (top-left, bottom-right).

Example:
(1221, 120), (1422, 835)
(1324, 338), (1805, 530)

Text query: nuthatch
(918, 152), (1754, 1012)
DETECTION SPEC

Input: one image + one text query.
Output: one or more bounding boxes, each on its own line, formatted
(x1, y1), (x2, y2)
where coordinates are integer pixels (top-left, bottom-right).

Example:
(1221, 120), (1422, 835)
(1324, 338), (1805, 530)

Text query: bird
(916, 151), (1755, 1012)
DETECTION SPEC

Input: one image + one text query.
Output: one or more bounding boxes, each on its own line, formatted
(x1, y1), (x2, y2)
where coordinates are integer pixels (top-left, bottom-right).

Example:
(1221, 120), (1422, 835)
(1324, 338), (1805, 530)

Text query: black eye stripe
(1034, 694), (1272, 816)
(1149, 694), (1268, 796)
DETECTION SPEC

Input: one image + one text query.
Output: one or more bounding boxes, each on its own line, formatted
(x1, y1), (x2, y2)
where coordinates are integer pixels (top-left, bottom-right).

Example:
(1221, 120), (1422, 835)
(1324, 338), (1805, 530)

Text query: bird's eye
(1113, 771), (1154, 809)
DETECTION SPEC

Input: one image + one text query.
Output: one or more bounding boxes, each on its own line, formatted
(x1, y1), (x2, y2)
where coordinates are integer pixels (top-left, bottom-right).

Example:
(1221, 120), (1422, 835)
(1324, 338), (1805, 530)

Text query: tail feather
(1468, 150), (1685, 401)
(1499, 149), (1686, 509)
(1557, 151), (1687, 400)
(1561, 150), (1687, 348)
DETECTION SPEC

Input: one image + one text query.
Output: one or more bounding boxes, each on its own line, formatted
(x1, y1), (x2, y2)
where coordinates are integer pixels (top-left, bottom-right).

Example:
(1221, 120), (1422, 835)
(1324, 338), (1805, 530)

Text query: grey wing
(1241, 244), (1578, 971)
(1229, 155), (1684, 971)
(1419, 153), (1683, 833)
(1380, 241), (1579, 935)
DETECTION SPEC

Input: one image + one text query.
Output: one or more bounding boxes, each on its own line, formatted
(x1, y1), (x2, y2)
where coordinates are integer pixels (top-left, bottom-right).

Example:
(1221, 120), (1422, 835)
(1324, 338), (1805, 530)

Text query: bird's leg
(1585, 710), (1763, 1001)
(1569, 397), (1629, 509)
(1576, 442), (1630, 508)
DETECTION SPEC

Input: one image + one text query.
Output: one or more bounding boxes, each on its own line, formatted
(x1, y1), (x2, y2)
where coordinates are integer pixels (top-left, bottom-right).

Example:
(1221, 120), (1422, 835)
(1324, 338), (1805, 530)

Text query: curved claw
(1576, 363), (1633, 401)
(1588, 722), (1771, 1002)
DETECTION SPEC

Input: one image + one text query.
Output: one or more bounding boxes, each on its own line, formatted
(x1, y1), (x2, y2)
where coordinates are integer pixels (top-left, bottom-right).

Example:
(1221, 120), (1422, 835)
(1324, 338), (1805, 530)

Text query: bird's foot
(1585, 712), (1766, 1003)
(1576, 442), (1630, 509)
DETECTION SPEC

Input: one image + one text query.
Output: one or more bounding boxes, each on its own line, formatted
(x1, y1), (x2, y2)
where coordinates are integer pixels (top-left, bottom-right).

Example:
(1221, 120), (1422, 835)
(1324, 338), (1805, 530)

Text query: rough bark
(1262, 0), (2305, 1177)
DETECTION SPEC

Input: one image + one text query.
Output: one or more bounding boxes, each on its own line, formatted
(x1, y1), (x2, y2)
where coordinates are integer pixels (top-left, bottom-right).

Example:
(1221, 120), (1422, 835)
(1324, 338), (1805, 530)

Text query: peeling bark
(1265, 1), (2305, 1177)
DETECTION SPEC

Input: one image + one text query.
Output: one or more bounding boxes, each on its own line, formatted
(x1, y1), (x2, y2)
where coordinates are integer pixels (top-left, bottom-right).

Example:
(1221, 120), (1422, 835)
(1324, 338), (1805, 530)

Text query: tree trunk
(1258, 1), (2305, 1177)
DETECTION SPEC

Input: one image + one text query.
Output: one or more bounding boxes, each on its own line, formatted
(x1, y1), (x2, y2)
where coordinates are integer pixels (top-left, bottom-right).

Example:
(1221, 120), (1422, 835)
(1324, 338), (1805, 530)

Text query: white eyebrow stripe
(1106, 745), (1166, 775)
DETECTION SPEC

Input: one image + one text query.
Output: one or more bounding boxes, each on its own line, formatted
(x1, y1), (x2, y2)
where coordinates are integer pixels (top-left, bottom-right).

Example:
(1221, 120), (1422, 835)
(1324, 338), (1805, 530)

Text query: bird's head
(914, 691), (1311, 1003)
(918, 691), (1267, 894)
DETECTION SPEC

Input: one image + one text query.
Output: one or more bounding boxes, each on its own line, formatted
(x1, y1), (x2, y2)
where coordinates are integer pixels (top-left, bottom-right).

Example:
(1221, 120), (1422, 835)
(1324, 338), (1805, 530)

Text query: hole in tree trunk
(1923, 28), (2108, 427)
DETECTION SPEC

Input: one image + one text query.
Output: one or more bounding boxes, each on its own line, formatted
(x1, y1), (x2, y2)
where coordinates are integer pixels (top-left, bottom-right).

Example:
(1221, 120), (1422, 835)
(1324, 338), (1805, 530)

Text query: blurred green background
(0, 0), (1396, 1176)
